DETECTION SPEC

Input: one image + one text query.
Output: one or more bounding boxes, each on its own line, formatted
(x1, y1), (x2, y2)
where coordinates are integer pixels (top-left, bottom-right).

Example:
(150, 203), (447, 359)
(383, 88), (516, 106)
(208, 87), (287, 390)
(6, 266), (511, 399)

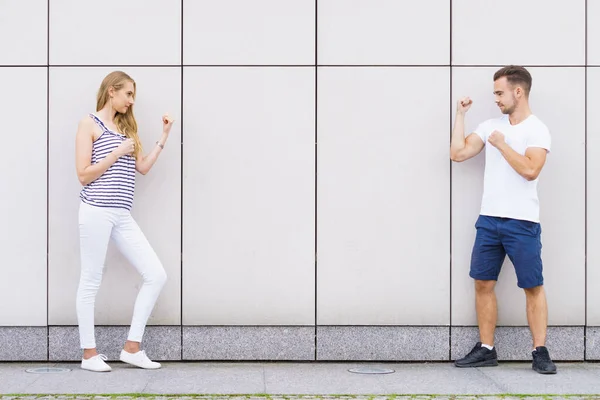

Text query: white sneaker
(119, 349), (161, 369)
(81, 354), (111, 372)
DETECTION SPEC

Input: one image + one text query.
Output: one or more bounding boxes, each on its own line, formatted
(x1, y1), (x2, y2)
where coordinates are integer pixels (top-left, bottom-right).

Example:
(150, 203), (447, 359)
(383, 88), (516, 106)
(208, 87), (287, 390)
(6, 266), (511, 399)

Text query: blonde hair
(96, 71), (142, 159)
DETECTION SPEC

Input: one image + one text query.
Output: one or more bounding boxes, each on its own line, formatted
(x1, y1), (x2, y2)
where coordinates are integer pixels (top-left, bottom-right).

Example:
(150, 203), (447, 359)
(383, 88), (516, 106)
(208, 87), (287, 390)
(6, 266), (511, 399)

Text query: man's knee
(475, 279), (496, 294)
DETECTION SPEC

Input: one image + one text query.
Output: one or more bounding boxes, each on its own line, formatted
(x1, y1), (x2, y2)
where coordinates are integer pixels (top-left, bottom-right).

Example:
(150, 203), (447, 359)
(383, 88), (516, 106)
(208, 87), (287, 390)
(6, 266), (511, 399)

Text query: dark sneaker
(532, 346), (557, 374)
(455, 342), (498, 368)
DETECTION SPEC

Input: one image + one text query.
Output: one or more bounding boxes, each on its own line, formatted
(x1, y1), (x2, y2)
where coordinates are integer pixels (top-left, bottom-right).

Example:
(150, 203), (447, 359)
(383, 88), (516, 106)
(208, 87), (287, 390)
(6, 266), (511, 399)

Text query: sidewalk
(1, 362), (600, 396)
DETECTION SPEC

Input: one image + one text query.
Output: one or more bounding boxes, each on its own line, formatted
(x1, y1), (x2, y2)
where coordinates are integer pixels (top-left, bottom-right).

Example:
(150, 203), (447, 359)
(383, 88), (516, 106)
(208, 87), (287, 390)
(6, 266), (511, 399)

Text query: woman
(74, 71), (174, 372)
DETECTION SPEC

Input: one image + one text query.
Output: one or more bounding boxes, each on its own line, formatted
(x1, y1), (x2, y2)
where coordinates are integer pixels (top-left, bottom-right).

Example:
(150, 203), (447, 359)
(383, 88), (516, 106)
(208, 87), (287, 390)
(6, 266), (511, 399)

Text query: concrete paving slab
(377, 363), (504, 395)
(0, 363), (52, 394)
(477, 362), (600, 395)
(2, 361), (600, 396)
(19, 362), (150, 394)
(263, 363), (388, 395)
(142, 363), (265, 394)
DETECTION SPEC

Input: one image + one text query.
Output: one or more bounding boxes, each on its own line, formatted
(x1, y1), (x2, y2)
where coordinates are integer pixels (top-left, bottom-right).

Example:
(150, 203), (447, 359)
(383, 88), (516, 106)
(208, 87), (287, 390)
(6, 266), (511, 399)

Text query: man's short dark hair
(493, 65), (532, 95)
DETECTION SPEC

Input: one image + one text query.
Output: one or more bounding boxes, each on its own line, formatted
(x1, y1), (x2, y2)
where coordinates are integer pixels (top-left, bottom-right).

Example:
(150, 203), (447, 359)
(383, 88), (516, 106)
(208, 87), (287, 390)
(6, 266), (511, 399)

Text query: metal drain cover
(25, 367), (71, 374)
(348, 367), (395, 374)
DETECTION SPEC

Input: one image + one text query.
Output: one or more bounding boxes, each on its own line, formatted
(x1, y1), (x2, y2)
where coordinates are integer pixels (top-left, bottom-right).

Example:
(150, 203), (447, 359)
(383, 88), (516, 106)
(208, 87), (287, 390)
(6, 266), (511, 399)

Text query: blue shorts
(469, 215), (544, 289)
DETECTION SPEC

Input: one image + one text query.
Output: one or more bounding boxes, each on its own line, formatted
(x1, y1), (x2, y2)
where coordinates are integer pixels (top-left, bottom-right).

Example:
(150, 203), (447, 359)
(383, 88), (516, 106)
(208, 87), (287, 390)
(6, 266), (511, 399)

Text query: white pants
(76, 201), (167, 349)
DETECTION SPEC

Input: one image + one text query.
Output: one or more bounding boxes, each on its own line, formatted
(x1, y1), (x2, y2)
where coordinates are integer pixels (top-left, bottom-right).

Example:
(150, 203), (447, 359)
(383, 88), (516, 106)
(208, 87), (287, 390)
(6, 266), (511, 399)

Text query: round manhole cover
(348, 367), (395, 374)
(25, 367), (71, 374)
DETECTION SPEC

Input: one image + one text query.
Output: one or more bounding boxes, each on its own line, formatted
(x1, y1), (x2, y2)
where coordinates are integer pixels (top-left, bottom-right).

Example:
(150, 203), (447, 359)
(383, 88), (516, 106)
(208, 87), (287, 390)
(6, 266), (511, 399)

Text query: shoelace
(94, 354), (108, 361)
(466, 345), (483, 357)
(535, 349), (551, 362)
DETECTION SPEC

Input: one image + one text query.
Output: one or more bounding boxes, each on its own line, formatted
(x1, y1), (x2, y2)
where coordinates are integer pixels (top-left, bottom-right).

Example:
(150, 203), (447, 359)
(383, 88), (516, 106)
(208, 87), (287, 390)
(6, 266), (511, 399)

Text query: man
(450, 65), (556, 374)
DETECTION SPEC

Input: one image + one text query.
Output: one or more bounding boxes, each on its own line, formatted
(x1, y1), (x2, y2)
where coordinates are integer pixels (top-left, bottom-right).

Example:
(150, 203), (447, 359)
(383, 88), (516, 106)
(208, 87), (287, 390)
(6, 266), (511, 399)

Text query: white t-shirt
(473, 114), (551, 223)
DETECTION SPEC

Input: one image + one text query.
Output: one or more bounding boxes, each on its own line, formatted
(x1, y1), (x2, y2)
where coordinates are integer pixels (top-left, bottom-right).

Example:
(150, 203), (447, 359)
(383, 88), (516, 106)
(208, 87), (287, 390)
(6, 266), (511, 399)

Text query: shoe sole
(120, 358), (161, 369)
(455, 359), (499, 368)
(533, 366), (557, 374)
(81, 366), (111, 372)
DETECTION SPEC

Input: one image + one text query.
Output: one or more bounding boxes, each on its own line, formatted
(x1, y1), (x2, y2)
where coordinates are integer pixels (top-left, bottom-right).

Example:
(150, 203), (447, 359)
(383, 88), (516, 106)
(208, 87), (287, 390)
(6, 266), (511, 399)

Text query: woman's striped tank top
(79, 114), (136, 210)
